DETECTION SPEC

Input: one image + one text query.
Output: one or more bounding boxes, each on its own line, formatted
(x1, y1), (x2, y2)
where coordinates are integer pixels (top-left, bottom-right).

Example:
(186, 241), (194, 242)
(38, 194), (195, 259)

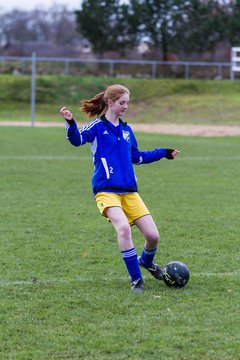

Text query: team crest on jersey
(122, 130), (130, 142)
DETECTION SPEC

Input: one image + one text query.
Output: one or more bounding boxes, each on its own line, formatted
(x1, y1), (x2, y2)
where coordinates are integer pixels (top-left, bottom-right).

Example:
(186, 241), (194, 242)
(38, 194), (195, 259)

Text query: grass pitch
(0, 127), (239, 359)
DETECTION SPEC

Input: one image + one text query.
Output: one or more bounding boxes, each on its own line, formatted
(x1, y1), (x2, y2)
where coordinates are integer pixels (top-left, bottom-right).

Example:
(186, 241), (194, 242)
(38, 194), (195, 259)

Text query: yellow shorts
(95, 192), (150, 226)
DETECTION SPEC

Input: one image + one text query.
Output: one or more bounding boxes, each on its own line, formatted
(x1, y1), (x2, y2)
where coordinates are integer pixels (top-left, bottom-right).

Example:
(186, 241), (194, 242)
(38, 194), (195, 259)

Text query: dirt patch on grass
(0, 121), (240, 137)
(131, 124), (240, 137)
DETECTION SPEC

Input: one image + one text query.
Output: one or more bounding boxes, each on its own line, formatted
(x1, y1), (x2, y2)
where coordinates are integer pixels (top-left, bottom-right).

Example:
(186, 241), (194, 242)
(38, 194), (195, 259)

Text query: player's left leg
(134, 214), (160, 250)
(134, 215), (163, 280)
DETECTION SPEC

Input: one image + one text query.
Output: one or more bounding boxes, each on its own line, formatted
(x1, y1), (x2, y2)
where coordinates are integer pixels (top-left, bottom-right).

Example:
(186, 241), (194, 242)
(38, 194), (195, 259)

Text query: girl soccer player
(60, 84), (180, 292)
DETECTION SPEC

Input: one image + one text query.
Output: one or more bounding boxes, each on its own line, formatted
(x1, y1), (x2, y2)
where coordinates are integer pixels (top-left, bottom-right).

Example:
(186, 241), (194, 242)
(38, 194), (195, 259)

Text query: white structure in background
(231, 47), (240, 80)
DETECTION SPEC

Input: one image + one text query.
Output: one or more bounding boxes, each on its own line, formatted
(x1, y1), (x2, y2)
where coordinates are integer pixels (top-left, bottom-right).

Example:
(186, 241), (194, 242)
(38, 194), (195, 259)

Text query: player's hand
(60, 106), (73, 121)
(165, 149), (180, 159)
(171, 149), (180, 158)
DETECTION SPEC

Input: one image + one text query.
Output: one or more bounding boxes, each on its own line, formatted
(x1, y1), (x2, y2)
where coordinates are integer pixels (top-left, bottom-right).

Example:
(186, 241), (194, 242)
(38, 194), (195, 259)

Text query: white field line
(0, 271), (239, 287)
(179, 156), (240, 161)
(0, 155), (91, 161)
(0, 279), (70, 286)
(0, 155), (240, 161)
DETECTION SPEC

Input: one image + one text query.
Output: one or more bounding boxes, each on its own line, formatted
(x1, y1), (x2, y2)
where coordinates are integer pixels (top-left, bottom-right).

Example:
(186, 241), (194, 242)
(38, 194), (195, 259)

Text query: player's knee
(146, 231), (160, 247)
(118, 223), (131, 239)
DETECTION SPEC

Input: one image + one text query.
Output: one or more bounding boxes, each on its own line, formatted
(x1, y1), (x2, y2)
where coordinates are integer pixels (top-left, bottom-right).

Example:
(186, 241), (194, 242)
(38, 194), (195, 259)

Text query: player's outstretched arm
(60, 106), (73, 121)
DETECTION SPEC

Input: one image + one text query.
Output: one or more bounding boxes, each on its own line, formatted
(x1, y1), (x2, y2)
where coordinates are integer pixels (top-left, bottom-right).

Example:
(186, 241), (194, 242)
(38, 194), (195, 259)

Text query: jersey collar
(100, 114), (127, 126)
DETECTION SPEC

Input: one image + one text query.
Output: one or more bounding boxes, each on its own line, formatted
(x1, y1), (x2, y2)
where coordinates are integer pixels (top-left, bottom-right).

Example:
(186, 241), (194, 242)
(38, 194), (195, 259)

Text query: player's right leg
(105, 206), (144, 292)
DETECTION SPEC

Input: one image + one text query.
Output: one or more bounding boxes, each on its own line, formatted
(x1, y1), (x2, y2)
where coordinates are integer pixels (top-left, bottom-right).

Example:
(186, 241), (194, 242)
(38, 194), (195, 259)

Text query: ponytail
(80, 91), (106, 118)
(80, 84), (130, 119)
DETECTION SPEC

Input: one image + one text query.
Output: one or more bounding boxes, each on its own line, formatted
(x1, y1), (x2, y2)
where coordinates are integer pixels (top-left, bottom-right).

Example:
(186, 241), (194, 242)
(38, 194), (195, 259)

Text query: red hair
(80, 84), (130, 118)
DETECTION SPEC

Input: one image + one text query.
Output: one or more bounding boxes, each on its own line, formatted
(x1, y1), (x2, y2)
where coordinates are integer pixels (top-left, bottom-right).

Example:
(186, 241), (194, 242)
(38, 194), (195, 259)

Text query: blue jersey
(66, 115), (167, 195)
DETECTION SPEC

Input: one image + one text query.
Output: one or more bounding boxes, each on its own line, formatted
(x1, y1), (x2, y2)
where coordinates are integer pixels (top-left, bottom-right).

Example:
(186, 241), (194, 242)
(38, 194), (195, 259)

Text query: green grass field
(0, 126), (239, 359)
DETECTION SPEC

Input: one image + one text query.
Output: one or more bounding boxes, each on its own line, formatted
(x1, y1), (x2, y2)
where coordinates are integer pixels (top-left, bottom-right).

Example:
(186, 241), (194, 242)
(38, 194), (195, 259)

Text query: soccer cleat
(131, 278), (144, 292)
(138, 256), (163, 280)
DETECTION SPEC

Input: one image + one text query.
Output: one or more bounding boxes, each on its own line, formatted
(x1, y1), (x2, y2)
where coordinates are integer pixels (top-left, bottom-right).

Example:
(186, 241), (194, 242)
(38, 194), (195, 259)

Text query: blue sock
(140, 248), (157, 268)
(121, 248), (142, 282)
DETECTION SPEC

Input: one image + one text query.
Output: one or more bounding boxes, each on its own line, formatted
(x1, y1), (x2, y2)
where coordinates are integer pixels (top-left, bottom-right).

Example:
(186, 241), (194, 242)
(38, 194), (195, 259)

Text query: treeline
(1, 0), (240, 60)
(0, 5), (88, 58)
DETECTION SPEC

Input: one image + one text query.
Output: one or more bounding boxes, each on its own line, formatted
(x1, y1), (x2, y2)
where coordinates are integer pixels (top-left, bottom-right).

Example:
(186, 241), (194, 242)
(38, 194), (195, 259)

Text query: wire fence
(0, 54), (234, 80)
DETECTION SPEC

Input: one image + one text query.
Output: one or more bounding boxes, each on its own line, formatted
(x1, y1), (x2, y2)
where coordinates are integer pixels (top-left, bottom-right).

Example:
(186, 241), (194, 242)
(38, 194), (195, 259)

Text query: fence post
(217, 63), (222, 79)
(185, 63), (189, 80)
(152, 62), (156, 79)
(31, 52), (36, 126)
(64, 61), (69, 75)
(109, 61), (114, 77)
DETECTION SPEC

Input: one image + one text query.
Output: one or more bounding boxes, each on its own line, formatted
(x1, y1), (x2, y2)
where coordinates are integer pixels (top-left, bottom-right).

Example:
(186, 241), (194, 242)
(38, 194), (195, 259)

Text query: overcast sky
(0, 0), (129, 12)
(0, 0), (82, 12)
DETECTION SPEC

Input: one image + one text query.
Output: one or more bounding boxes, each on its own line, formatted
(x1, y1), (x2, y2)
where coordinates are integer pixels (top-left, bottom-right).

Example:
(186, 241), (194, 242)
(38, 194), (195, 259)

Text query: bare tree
(0, 4), (88, 56)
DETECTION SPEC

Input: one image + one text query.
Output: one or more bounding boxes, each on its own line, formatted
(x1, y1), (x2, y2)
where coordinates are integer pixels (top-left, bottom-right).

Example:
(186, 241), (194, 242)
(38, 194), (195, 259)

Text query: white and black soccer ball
(162, 261), (190, 288)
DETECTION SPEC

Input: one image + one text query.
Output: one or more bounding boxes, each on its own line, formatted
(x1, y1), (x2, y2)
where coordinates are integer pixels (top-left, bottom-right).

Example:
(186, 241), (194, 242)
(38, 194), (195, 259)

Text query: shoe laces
(148, 263), (158, 271)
